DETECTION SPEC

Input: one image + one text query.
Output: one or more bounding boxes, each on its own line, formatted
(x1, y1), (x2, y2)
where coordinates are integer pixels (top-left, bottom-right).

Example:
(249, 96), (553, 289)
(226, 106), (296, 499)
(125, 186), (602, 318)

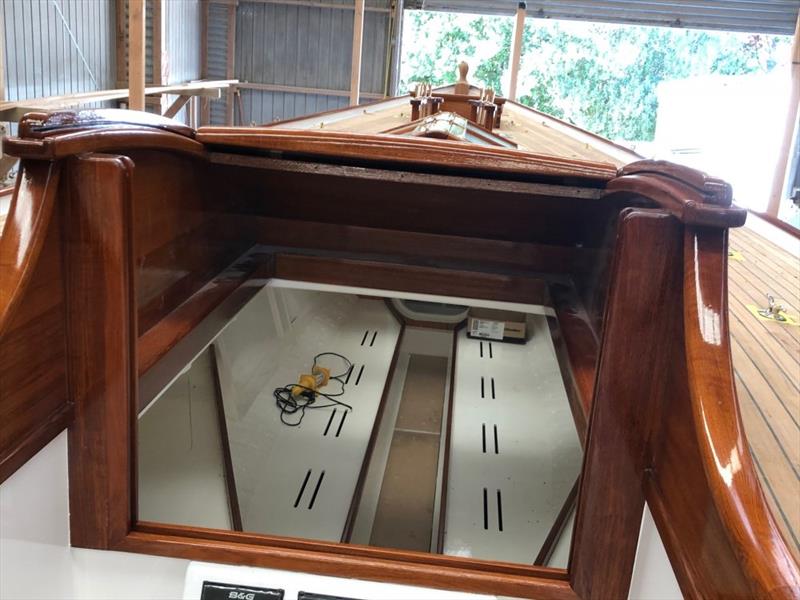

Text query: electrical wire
(273, 352), (353, 427)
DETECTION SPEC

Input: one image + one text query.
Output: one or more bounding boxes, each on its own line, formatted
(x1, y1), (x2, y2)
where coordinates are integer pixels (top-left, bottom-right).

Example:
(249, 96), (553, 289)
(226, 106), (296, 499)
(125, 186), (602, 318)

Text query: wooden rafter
(350, 0), (366, 106)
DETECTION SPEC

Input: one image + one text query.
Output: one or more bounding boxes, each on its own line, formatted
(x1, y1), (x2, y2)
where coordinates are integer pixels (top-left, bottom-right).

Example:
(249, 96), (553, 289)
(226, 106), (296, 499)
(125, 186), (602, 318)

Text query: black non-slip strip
(355, 364), (364, 385)
(336, 411), (347, 437)
(369, 331), (377, 347)
(493, 424), (499, 454)
(480, 341), (483, 358)
(482, 423), (486, 453)
(344, 365), (353, 384)
(497, 489), (504, 531)
(360, 331), (369, 346)
(308, 471), (325, 510)
(481, 376), (485, 398)
(489, 342), (493, 359)
(323, 409), (336, 436)
(491, 377), (496, 399)
(294, 469), (312, 508)
(483, 487), (488, 530)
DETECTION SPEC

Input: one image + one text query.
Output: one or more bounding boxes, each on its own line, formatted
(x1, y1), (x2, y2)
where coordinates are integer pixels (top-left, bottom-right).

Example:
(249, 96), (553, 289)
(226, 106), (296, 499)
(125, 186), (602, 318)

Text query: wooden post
(128, 0), (146, 111)
(349, 0), (365, 106)
(507, 2), (526, 101)
(200, 0), (210, 125)
(115, 0), (127, 87)
(765, 15), (800, 217)
(152, 0), (168, 115)
(225, 4), (236, 125)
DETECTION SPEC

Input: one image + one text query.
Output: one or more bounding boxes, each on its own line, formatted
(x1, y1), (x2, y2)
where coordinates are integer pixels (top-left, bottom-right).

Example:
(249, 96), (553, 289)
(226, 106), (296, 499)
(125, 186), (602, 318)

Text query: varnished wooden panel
(0, 199), (70, 483)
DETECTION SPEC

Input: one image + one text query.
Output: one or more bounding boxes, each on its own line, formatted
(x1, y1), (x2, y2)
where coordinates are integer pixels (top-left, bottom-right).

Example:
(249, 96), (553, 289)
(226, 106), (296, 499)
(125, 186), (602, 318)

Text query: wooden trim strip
(752, 210), (800, 239)
(196, 128), (618, 181)
(533, 477), (579, 566)
(210, 344), (243, 531)
(118, 529), (576, 599)
(436, 325), (461, 553)
(341, 325), (405, 542)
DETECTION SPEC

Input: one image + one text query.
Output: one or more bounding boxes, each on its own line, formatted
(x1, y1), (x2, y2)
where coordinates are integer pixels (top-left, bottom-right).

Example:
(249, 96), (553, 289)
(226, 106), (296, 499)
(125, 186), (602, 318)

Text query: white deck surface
(216, 293), (401, 541)
(443, 317), (582, 563)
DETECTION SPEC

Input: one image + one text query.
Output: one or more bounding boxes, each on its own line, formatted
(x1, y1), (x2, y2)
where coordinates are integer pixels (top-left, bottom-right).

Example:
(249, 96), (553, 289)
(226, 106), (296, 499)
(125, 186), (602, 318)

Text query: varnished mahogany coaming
(0, 109), (797, 599)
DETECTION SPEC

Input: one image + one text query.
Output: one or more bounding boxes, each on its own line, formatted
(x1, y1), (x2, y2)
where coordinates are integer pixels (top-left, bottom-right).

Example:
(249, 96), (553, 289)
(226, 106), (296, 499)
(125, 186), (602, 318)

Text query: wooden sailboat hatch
(0, 73), (797, 599)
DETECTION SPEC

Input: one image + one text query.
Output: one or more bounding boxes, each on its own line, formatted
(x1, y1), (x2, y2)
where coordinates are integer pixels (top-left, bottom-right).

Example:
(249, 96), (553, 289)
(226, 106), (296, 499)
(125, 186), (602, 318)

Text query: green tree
(399, 12), (791, 141)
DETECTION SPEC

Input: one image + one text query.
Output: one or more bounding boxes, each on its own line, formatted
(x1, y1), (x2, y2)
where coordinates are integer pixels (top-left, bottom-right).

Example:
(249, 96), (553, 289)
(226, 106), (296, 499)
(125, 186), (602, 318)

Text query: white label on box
(470, 319), (505, 340)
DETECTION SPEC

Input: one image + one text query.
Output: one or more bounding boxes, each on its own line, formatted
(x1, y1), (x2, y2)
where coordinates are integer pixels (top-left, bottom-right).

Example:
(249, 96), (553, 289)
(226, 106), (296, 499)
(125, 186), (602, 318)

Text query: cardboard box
(466, 308), (527, 343)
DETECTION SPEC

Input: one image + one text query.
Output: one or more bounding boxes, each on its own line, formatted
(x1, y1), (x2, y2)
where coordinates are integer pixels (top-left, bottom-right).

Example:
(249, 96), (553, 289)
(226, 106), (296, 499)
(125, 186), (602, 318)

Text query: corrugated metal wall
(164, 0), (201, 84)
(206, 2), (230, 125)
(208, 0), (393, 125)
(2, 0), (116, 101)
(409, 0), (800, 35)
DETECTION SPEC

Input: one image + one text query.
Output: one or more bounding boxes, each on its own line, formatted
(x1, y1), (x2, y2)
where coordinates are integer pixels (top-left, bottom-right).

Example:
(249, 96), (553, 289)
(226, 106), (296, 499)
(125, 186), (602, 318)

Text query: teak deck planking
(728, 225), (800, 565)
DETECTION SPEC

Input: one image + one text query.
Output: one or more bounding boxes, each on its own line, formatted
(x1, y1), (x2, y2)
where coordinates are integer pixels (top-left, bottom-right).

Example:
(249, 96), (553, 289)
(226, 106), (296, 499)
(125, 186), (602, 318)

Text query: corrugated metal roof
(408, 0), (800, 35)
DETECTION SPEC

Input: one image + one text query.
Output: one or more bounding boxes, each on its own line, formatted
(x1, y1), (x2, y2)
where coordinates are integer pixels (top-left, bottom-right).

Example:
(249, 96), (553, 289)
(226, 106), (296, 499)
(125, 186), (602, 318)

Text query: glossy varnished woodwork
(118, 528), (576, 599)
(197, 127), (618, 181)
(65, 154), (137, 548)
(0, 161), (61, 336)
(569, 209), (682, 598)
(644, 228), (800, 598)
(1, 114), (796, 598)
(0, 165), (70, 483)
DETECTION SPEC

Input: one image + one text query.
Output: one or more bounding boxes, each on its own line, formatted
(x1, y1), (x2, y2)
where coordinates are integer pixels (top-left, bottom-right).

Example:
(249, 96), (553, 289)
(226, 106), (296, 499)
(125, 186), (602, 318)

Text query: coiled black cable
(273, 352), (353, 427)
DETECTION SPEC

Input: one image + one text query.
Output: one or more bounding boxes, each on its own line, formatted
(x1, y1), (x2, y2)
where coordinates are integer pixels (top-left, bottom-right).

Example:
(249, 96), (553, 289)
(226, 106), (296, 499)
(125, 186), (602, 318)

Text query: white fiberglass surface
(443, 319), (582, 563)
(215, 290), (401, 541)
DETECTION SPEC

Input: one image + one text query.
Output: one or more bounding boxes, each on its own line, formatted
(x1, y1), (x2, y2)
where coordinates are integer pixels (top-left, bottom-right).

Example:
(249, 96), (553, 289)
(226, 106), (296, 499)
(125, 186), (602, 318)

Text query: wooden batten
(128, 0), (146, 111)
(350, 0), (366, 106)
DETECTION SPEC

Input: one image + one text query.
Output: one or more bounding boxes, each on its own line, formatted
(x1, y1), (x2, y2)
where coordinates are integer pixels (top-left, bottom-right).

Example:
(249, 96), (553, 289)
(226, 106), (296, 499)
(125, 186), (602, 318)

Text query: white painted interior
(138, 348), (232, 529)
(443, 321), (582, 563)
(0, 432), (189, 600)
(214, 288), (401, 540)
(628, 504), (683, 600)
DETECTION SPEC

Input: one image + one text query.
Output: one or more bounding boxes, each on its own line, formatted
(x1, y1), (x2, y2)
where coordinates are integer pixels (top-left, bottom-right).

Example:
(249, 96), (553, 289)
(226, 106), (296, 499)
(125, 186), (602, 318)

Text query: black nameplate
(297, 592), (363, 600)
(200, 580), (284, 600)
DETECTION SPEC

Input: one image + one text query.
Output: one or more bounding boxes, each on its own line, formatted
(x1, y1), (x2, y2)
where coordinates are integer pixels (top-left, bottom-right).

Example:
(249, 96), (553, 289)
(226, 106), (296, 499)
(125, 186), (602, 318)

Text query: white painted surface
(444, 319), (582, 563)
(267, 278), (556, 317)
(138, 348), (232, 529)
(216, 291), (401, 541)
(628, 504), (683, 600)
(0, 432), (190, 600)
(183, 561), (495, 599)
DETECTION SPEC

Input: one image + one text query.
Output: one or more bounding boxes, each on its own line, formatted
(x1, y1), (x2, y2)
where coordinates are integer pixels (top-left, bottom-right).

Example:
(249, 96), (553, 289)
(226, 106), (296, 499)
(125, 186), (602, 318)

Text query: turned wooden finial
(455, 61), (470, 95)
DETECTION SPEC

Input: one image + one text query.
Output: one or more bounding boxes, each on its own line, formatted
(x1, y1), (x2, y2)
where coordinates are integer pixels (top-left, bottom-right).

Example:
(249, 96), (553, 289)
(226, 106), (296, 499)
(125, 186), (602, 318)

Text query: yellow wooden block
(746, 304), (799, 326)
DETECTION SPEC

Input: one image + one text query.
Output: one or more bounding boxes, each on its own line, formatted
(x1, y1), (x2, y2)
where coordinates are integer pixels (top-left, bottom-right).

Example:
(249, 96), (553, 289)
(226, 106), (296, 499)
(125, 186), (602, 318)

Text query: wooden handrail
(0, 161), (61, 337)
(679, 227), (800, 597)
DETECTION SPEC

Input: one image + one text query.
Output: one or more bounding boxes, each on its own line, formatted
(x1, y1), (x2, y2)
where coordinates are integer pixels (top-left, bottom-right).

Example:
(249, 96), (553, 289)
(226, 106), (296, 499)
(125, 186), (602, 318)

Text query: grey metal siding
(2, 0), (116, 101)
(165, 0), (201, 84)
(207, 2), (230, 125)
(226, 0), (391, 125)
(409, 0), (800, 35)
